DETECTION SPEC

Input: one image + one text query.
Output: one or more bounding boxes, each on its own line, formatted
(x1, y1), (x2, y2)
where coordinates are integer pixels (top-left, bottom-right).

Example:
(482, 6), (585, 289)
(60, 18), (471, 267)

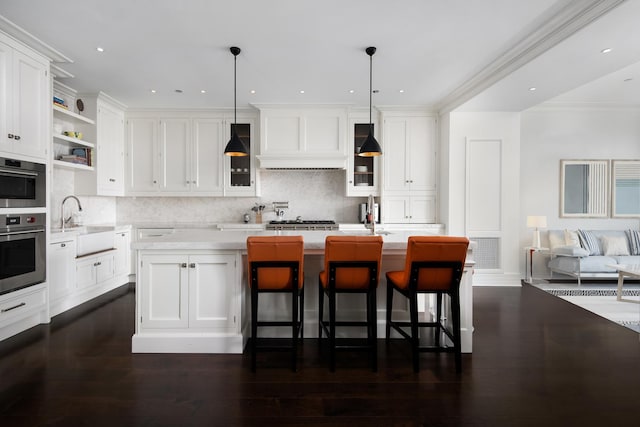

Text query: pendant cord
(369, 53), (372, 132)
(234, 54), (237, 127)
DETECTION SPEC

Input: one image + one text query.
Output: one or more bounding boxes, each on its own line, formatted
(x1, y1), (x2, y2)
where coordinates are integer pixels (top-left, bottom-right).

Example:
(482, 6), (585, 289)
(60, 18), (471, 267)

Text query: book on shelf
(53, 101), (68, 109)
(59, 155), (88, 165)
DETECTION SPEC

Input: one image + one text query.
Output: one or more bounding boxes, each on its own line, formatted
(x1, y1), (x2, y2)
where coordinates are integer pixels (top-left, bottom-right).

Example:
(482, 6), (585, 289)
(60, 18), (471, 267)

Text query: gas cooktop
(266, 220), (338, 230)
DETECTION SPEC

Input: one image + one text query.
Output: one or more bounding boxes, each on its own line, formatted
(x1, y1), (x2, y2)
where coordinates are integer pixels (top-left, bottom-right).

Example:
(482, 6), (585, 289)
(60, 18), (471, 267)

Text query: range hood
(257, 154), (347, 170)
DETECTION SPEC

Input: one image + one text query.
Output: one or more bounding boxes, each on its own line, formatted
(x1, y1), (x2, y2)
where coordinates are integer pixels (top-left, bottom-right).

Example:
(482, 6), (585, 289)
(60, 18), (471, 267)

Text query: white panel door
(383, 118), (409, 192)
(192, 118), (223, 194)
(126, 118), (157, 193)
(0, 40), (11, 154)
(159, 118), (190, 192)
(49, 240), (76, 301)
(409, 195), (437, 223)
(407, 116), (436, 192)
(114, 231), (131, 276)
(383, 196), (410, 223)
(140, 254), (189, 329)
(188, 254), (236, 330)
(97, 102), (125, 195)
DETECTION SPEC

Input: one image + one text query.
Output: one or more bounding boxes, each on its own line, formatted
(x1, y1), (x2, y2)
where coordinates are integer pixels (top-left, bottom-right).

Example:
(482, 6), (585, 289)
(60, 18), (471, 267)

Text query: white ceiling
(1, 0), (639, 111)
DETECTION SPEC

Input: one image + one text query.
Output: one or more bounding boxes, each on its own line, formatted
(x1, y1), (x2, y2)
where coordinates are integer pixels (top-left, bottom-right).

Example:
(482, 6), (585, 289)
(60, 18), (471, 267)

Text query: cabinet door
(0, 40), (11, 153)
(409, 195), (437, 223)
(159, 118), (190, 192)
(97, 102), (125, 195)
(406, 116), (436, 192)
(225, 119), (257, 196)
(114, 231), (131, 277)
(49, 240), (76, 301)
(126, 118), (158, 193)
(95, 253), (114, 284)
(346, 119), (379, 197)
(139, 254), (189, 329)
(76, 257), (98, 289)
(383, 196), (410, 223)
(11, 49), (48, 160)
(188, 254), (237, 330)
(192, 118), (223, 194)
(383, 117), (409, 192)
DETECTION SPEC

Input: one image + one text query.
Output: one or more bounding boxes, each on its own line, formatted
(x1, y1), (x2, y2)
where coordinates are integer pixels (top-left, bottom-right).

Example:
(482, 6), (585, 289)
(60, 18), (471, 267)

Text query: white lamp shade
(526, 215), (547, 228)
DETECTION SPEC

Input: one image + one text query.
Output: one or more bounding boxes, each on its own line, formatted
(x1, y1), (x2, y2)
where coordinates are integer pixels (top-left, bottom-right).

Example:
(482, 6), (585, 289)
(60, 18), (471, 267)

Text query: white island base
(131, 229), (474, 354)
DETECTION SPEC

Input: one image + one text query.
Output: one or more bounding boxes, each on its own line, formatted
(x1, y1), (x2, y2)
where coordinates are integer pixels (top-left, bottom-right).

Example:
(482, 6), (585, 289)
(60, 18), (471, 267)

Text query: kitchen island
(131, 228), (475, 354)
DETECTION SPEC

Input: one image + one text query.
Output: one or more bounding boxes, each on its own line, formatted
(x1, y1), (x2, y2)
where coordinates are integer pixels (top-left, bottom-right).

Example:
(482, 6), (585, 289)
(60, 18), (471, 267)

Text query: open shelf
(53, 104), (95, 125)
(53, 134), (95, 148)
(53, 160), (94, 171)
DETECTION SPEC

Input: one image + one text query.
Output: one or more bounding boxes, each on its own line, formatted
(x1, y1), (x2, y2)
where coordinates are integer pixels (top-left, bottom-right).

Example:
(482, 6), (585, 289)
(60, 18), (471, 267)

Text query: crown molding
(526, 101), (640, 112)
(436, 0), (627, 114)
(0, 14), (72, 63)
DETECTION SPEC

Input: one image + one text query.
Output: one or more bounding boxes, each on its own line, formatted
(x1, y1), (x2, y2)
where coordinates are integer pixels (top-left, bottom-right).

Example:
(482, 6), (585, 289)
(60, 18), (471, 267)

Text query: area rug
(533, 283), (640, 333)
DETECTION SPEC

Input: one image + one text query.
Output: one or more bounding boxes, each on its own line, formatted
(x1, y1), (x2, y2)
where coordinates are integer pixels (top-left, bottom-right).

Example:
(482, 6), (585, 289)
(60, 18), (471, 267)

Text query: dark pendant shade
(358, 129), (382, 157)
(224, 46), (249, 157)
(358, 46), (382, 157)
(224, 130), (248, 156)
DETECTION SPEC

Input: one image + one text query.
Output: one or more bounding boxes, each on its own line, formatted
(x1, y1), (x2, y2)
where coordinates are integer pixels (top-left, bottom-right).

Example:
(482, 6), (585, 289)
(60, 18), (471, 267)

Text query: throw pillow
(548, 231), (565, 250)
(626, 229), (640, 255)
(563, 229), (580, 247)
(578, 230), (602, 255)
(600, 235), (630, 256)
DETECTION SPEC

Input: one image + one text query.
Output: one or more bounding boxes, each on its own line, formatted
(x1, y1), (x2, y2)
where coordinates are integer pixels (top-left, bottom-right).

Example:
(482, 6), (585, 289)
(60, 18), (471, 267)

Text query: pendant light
(224, 46), (249, 156)
(358, 46), (382, 157)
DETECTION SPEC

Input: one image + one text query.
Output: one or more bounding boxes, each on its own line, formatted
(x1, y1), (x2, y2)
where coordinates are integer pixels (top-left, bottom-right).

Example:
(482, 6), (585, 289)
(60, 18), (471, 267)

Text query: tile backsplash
(51, 170), (368, 227)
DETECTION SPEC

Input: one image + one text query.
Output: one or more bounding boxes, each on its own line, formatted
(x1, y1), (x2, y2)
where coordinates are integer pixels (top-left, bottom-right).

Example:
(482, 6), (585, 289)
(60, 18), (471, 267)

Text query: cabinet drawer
(0, 288), (46, 324)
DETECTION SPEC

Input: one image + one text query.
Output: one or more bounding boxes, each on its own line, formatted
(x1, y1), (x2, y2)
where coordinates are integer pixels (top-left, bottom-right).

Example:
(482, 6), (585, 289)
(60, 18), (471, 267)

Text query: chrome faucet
(61, 195), (83, 230)
(365, 194), (376, 235)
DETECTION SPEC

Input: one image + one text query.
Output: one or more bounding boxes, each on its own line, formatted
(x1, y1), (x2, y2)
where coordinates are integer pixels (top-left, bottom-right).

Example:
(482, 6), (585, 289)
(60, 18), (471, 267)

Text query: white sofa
(546, 229), (640, 284)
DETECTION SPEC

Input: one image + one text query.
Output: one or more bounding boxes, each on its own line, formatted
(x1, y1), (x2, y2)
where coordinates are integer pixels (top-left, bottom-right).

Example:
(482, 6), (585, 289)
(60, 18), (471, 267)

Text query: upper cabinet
(224, 116), (258, 196)
(346, 111), (380, 196)
(256, 106), (347, 169)
(75, 93), (126, 196)
(381, 111), (437, 223)
(0, 33), (49, 161)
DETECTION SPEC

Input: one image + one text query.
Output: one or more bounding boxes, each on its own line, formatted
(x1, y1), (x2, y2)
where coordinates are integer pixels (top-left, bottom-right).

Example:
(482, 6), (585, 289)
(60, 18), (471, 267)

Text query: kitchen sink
(75, 226), (116, 256)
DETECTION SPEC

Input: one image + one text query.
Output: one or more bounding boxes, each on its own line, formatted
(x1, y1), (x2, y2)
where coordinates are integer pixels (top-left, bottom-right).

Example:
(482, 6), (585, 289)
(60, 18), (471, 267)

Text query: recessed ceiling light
(349, 89), (355, 93)
(299, 90), (305, 94)
(200, 90), (206, 94)
(529, 87), (537, 91)
(150, 89), (156, 93)
(250, 90), (256, 94)
(96, 47), (104, 52)
(399, 89), (405, 93)
(601, 48), (612, 54)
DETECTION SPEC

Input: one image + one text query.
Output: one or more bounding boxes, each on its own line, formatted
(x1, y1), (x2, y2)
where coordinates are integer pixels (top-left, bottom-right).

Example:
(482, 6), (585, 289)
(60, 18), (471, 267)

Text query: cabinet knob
(181, 263), (187, 268)
(14, 135), (20, 141)
(153, 180), (157, 184)
(349, 180), (353, 184)
(8, 134), (14, 139)
(189, 263), (196, 268)
(61, 243), (66, 247)
(109, 178), (116, 182)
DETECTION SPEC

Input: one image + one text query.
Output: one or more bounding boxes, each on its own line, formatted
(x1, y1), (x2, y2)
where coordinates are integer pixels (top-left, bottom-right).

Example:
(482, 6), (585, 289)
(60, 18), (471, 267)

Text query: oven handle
(0, 167), (39, 177)
(0, 228), (46, 237)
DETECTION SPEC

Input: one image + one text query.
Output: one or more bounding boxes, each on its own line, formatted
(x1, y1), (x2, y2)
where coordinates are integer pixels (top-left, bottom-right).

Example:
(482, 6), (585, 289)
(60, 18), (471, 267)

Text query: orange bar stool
(318, 235), (383, 371)
(246, 235), (305, 372)
(385, 236), (469, 373)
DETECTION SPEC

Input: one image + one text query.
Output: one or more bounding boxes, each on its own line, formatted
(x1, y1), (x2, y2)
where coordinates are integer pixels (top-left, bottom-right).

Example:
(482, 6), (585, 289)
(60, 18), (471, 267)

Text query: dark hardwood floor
(1, 283), (639, 426)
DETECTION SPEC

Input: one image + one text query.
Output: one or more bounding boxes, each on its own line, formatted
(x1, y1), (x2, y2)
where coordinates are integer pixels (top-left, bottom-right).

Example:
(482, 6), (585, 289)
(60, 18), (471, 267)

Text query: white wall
(520, 106), (640, 277)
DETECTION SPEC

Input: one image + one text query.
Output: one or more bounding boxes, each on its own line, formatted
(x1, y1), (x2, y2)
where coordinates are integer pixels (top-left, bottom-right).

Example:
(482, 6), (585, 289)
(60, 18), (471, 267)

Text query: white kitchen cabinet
(125, 114), (224, 196)
(382, 195), (436, 224)
(381, 112), (437, 224)
(114, 230), (131, 277)
(76, 251), (115, 290)
(138, 252), (238, 332)
(0, 34), (49, 161)
(346, 114), (380, 196)
(48, 238), (76, 301)
(75, 93), (126, 196)
(256, 106), (347, 169)
(383, 114), (436, 193)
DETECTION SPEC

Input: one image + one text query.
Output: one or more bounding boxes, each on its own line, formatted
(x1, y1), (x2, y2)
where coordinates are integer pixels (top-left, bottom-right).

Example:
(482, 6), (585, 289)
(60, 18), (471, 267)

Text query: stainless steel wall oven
(0, 213), (46, 295)
(0, 157), (46, 208)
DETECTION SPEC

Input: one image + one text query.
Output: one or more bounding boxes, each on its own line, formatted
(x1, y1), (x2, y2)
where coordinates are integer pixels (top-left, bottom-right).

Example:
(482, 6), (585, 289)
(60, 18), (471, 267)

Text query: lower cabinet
(383, 195), (436, 224)
(49, 238), (76, 301)
(133, 250), (243, 353)
(76, 252), (115, 290)
(138, 252), (237, 331)
(114, 230), (131, 276)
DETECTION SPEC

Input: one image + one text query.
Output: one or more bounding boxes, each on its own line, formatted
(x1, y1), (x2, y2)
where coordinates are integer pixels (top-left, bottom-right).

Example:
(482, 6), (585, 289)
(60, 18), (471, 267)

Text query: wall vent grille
(471, 237), (500, 269)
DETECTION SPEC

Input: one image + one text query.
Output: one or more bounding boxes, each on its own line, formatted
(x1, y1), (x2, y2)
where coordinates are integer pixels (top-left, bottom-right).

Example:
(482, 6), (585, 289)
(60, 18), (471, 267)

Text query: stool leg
(291, 286), (298, 372)
(251, 286), (258, 373)
(435, 291), (442, 347)
(369, 288), (378, 372)
(410, 292), (419, 373)
(385, 282), (393, 340)
(300, 285), (305, 340)
(329, 287), (336, 372)
(451, 290), (462, 374)
(318, 281), (324, 343)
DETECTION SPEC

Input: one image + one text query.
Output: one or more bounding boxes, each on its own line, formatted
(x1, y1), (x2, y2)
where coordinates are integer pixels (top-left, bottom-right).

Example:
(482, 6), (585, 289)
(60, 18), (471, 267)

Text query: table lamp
(526, 215), (547, 248)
